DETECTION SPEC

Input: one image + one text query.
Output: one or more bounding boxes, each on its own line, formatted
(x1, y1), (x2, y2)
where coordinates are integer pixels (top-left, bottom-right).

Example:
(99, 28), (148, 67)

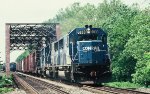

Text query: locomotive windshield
(78, 34), (98, 41)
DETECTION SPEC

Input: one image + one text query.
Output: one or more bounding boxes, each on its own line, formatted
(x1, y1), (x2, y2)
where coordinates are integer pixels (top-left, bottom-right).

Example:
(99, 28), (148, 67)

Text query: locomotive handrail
(70, 42), (78, 62)
(71, 52), (78, 62)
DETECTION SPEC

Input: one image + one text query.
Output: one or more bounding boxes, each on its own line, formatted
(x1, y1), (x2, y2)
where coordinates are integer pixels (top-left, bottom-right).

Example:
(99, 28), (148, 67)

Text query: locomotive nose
(77, 40), (105, 64)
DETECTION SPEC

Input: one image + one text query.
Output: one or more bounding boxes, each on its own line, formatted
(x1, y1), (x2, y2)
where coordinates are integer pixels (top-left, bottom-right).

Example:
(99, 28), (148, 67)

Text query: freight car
(16, 51), (36, 73)
(17, 25), (111, 83)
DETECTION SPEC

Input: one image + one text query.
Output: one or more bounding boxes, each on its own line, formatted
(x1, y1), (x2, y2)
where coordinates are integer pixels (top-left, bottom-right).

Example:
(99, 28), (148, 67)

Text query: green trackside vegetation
(0, 74), (14, 94)
(16, 50), (30, 63)
(102, 82), (142, 89)
(16, 45), (36, 63)
(16, 0), (150, 88)
(0, 88), (14, 94)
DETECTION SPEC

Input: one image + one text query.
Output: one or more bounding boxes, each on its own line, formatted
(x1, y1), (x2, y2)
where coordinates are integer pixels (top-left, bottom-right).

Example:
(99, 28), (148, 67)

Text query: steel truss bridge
(5, 23), (60, 76)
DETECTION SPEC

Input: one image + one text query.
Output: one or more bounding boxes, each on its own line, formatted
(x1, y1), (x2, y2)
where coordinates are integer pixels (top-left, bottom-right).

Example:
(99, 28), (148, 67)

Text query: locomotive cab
(77, 31), (108, 65)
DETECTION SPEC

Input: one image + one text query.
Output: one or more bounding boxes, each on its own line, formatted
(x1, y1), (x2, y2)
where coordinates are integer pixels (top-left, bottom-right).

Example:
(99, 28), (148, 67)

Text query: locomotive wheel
(40, 70), (44, 77)
(54, 71), (58, 78)
(64, 69), (70, 79)
(44, 70), (46, 77)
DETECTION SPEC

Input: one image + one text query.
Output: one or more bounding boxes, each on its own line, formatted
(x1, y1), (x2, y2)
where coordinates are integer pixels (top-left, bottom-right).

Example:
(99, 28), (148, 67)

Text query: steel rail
(13, 73), (39, 94)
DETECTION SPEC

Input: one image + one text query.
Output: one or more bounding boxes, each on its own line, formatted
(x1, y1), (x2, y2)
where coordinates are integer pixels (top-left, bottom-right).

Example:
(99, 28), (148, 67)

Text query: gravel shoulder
(136, 87), (150, 93)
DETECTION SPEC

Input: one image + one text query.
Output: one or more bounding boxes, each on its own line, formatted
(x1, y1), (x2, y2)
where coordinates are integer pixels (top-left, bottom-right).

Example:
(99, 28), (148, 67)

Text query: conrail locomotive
(16, 25), (111, 83)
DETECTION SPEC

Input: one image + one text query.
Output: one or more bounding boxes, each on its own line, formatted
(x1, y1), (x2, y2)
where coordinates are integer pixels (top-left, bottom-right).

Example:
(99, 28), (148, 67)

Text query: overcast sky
(0, 0), (149, 63)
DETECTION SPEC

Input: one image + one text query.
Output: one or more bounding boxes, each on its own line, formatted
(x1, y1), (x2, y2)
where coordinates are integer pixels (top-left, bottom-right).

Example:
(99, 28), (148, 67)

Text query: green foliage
(124, 10), (150, 84)
(15, 44), (36, 63)
(112, 54), (137, 81)
(0, 87), (14, 94)
(0, 74), (14, 93)
(103, 82), (142, 88)
(124, 10), (150, 59)
(132, 53), (150, 85)
(0, 74), (14, 88)
(15, 50), (30, 63)
(102, 4), (139, 81)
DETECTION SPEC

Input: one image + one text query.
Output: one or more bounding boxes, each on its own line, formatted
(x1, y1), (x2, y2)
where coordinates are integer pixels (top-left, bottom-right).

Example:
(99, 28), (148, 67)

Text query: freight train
(16, 25), (111, 83)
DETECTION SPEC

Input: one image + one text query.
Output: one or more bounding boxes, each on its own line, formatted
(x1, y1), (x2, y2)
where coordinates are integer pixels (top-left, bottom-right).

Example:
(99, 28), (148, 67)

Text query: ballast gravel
(136, 87), (150, 93)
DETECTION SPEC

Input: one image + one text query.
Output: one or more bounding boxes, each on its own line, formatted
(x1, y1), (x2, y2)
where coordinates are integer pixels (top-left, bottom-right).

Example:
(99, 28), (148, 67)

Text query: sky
(0, 0), (149, 63)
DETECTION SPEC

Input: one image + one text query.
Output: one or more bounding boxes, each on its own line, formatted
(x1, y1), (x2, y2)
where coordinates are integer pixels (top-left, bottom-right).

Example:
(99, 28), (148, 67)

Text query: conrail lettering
(83, 46), (100, 52)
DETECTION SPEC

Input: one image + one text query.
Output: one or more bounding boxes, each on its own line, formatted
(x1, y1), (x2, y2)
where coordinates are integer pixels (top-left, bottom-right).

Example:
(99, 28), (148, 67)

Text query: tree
(132, 53), (150, 85)
(125, 9), (150, 85)
(99, 0), (139, 81)
(15, 50), (30, 63)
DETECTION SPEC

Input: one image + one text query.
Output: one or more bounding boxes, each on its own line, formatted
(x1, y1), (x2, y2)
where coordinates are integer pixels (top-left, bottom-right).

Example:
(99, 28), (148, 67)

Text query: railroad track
(13, 72), (69, 94)
(13, 73), (38, 94)
(82, 85), (150, 94)
(38, 77), (150, 94)
(14, 72), (150, 94)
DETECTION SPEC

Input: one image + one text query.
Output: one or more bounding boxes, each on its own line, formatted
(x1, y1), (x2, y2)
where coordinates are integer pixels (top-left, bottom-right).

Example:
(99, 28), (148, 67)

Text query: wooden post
(5, 24), (10, 77)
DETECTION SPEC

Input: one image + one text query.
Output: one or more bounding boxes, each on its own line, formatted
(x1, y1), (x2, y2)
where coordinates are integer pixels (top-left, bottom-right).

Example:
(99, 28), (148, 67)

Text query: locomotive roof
(68, 27), (107, 35)
(52, 27), (107, 43)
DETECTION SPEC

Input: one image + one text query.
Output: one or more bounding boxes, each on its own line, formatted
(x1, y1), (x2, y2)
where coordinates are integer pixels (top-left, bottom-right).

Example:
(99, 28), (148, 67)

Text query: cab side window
(102, 34), (106, 44)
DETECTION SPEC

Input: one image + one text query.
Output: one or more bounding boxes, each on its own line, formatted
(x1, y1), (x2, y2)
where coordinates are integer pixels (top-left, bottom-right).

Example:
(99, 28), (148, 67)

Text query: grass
(102, 82), (142, 89)
(0, 74), (14, 94)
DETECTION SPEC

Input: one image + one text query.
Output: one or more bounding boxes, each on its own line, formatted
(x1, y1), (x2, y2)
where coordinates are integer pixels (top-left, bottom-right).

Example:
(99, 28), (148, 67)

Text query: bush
(0, 74), (14, 93)
(0, 87), (14, 94)
(0, 74), (14, 87)
(132, 53), (150, 85)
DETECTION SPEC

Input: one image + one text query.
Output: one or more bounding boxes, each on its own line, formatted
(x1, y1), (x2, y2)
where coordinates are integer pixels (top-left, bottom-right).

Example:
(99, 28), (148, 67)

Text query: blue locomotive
(39, 25), (111, 83)
(2, 62), (16, 72)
